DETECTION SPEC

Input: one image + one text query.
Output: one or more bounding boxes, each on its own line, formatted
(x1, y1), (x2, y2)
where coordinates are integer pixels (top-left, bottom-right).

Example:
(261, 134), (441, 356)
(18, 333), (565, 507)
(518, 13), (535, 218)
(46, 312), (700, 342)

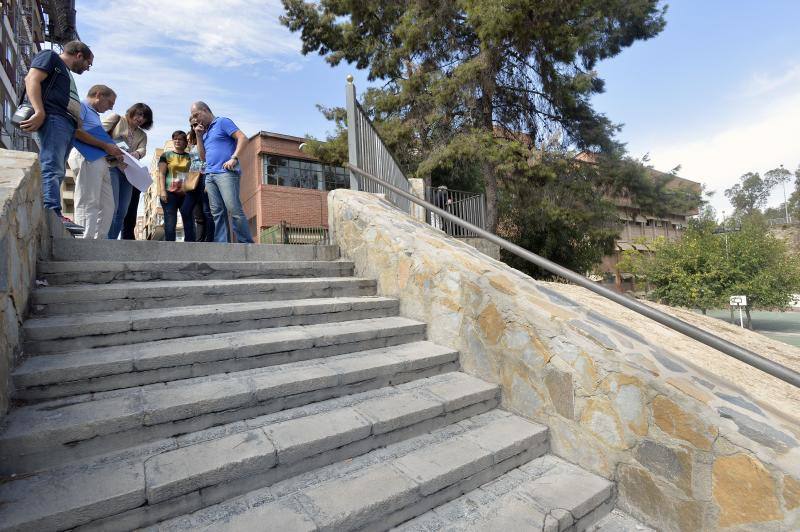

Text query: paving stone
(250, 365), (340, 401)
(22, 296), (399, 343)
(396, 455), (615, 532)
(264, 407), (372, 464)
(145, 430), (276, 504)
(588, 508), (655, 531)
(142, 379), (253, 426)
(354, 392), (443, 434)
(3, 342), (460, 475)
(14, 317), (425, 397)
(0, 459), (145, 531)
(516, 459), (614, 520)
(462, 415), (549, 462)
(718, 406), (798, 451)
(193, 500), (317, 532)
(394, 438), (494, 496)
(423, 372), (499, 411)
(0, 394), (144, 454)
(50, 238), (339, 262)
(300, 463), (419, 531)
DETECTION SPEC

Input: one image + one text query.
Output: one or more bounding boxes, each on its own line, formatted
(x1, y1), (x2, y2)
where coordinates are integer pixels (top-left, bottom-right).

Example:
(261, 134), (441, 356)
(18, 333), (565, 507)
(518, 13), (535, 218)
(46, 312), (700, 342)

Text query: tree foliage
(619, 216), (800, 326)
(724, 168), (788, 218)
(281, 0), (669, 229)
(282, 1), (708, 277)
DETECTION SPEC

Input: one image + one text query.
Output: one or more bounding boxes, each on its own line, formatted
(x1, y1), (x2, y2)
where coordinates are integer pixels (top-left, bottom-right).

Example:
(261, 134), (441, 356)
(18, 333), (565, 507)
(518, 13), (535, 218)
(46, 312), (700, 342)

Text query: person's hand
(20, 111), (45, 132)
(192, 122), (205, 135)
(105, 143), (124, 161)
(159, 191), (168, 203)
(223, 158), (237, 171)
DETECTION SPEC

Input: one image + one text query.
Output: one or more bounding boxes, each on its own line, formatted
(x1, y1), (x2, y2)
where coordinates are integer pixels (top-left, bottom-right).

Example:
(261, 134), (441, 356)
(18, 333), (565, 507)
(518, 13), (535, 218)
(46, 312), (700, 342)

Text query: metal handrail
(346, 163), (800, 388)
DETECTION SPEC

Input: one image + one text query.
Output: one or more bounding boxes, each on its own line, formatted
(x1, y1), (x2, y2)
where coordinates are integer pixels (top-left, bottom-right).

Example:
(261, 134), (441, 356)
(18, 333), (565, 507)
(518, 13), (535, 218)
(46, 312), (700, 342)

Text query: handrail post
(345, 75), (360, 190)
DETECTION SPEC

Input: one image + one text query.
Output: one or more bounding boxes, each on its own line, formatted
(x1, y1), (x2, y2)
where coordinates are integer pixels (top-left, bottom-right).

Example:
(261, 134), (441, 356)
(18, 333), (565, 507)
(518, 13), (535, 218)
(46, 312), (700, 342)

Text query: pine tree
(281, 0), (668, 232)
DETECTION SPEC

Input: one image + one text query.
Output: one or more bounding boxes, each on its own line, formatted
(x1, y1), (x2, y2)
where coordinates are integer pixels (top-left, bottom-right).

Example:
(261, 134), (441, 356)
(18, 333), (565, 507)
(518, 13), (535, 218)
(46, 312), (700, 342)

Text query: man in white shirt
(67, 85), (123, 238)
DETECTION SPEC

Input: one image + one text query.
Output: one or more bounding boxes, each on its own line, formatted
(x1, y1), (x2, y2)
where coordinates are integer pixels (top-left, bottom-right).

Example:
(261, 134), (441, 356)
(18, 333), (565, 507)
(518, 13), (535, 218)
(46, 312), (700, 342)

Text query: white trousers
(68, 149), (114, 239)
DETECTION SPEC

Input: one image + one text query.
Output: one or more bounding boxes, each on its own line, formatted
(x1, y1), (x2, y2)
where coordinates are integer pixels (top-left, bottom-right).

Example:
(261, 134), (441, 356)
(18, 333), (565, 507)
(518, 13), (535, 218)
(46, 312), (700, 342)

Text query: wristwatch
(231, 156), (239, 161)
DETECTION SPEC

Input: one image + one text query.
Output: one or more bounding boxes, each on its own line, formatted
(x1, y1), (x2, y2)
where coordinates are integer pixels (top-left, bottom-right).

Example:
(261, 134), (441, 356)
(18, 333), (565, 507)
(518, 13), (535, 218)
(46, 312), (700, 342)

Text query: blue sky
(73, 0), (800, 216)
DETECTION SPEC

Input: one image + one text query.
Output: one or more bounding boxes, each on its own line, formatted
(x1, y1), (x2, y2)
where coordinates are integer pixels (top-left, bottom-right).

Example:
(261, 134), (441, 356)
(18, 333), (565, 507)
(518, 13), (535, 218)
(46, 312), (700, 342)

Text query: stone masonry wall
(329, 189), (800, 531)
(0, 149), (50, 418)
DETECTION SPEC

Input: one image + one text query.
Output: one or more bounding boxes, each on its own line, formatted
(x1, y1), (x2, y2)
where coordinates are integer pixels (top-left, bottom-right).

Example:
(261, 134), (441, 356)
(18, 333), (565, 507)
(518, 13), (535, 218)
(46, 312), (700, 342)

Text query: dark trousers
(187, 175), (221, 242)
(160, 191), (196, 242)
(121, 186), (140, 240)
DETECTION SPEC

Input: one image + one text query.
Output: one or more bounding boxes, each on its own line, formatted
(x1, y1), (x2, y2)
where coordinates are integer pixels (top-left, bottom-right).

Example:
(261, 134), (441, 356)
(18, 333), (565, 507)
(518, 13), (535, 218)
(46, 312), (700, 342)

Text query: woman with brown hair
(103, 102), (153, 239)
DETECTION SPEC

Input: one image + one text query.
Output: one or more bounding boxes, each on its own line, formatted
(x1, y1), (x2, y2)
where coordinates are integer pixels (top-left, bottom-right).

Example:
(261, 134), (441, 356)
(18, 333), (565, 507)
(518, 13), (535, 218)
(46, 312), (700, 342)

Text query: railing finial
(346, 74), (354, 83)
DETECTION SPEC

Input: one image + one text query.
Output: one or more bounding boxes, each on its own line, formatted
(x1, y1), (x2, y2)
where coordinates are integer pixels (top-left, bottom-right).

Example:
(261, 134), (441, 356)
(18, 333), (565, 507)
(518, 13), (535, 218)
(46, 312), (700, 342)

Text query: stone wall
(329, 189), (800, 531)
(0, 149), (57, 418)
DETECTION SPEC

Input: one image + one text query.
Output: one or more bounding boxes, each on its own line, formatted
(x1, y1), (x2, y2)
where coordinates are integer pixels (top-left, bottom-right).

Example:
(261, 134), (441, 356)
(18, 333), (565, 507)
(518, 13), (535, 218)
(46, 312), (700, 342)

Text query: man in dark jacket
(21, 41), (93, 225)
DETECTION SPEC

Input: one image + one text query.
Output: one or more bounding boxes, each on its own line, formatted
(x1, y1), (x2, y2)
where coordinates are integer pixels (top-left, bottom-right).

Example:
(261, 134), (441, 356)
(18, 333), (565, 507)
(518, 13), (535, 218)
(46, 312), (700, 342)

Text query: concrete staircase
(0, 239), (615, 531)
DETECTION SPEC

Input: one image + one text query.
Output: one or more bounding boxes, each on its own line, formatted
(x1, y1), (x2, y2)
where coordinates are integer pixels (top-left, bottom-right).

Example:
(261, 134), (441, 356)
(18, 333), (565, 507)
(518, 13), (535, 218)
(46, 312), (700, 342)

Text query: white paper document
(121, 151), (153, 192)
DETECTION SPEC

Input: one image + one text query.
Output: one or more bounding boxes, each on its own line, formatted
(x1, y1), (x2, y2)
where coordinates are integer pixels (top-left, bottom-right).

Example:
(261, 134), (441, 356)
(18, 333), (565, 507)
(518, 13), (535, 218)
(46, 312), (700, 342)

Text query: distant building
(239, 131), (349, 242)
(601, 171), (702, 291)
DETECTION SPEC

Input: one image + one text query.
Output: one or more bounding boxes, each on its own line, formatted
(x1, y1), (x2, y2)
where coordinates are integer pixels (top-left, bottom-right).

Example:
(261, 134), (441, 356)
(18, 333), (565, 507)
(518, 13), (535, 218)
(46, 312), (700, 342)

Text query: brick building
(239, 131), (348, 242)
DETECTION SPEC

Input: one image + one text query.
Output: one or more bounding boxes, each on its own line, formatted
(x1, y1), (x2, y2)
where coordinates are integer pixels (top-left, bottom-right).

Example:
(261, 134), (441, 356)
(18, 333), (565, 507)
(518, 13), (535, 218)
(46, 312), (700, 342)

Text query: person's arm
(101, 113), (120, 134)
(74, 129), (124, 160)
(158, 161), (168, 202)
(193, 123), (206, 161)
(20, 68), (48, 132)
(222, 130), (248, 171)
(132, 133), (147, 160)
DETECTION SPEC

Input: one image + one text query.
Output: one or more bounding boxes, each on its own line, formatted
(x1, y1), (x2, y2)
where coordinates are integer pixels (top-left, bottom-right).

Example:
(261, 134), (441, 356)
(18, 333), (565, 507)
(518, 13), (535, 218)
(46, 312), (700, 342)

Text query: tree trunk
(744, 305), (753, 330)
(483, 162), (499, 232)
(701, 308), (707, 315)
(478, 46), (499, 233)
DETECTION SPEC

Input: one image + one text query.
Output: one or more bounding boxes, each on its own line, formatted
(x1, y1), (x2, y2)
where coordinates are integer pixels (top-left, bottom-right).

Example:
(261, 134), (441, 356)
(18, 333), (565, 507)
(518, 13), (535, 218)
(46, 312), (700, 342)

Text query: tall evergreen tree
(281, 0), (668, 232)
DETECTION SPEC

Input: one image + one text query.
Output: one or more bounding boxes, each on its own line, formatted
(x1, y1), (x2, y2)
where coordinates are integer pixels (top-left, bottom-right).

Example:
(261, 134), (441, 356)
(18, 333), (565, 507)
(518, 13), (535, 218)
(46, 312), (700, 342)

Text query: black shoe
(60, 216), (85, 236)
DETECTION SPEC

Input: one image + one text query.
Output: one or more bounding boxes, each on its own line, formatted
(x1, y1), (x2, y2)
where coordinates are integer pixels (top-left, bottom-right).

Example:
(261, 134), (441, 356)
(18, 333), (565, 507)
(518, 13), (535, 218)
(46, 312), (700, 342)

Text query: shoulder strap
(18, 65), (62, 106)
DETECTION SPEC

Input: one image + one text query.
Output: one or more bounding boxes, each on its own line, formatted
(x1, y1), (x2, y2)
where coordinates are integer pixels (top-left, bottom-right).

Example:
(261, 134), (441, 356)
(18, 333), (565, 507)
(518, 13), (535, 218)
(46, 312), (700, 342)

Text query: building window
(263, 155), (348, 191)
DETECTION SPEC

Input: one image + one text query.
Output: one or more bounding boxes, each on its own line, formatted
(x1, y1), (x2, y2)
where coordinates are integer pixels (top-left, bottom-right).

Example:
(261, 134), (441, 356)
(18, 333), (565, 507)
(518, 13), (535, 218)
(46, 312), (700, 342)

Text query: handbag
(184, 171), (202, 192)
(11, 65), (62, 128)
(183, 153), (204, 192)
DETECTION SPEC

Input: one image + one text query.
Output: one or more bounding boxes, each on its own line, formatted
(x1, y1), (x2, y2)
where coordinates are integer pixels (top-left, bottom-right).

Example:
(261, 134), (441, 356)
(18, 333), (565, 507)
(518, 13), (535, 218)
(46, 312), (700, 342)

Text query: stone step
(146, 410), (549, 532)
(31, 277), (378, 315)
(394, 454), (615, 532)
(51, 238), (339, 262)
(0, 341), (460, 475)
(36, 259), (355, 285)
(23, 296), (400, 355)
(0, 373), (502, 532)
(14, 317), (427, 401)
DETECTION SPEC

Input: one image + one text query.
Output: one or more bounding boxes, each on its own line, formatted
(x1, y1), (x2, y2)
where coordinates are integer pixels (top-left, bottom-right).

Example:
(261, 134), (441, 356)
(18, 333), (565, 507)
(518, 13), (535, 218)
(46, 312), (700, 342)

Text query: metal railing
(346, 163), (800, 388)
(424, 186), (487, 238)
(260, 222), (330, 245)
(346, 77), (411, 213)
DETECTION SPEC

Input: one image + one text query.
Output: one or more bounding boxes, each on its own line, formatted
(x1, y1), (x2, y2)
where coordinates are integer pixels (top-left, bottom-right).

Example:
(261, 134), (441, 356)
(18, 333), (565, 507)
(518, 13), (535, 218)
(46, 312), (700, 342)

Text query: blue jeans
(205, 171), (253, 243)
(108, 167), (132, 239)
(34, 114), (76, 214)
(160, 192), (196, 242)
